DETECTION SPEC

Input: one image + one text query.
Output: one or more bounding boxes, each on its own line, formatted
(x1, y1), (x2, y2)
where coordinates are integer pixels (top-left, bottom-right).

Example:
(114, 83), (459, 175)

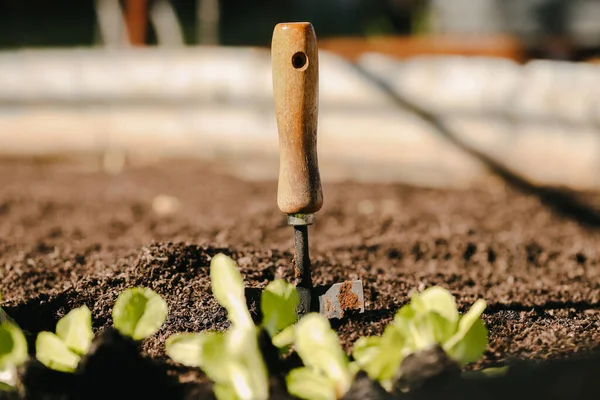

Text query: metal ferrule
(287, 213), (314, 226)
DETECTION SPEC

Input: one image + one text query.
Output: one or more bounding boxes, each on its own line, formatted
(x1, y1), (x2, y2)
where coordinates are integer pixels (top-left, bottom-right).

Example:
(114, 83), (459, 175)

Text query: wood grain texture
(272, 22), (323, 215)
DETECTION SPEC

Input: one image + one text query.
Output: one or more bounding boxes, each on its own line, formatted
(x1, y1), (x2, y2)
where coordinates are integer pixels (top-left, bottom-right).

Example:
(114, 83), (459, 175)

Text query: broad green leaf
(406, 311), (455, 352)
(271, 325), (295, 349)
(391, 304), (415, 338)
(411, 286), (458, 324)
(0, 378), (16, 392)
(56, 306), (93, 355)
(0, 321), (28, 369)
(286, 367), (337, 400)
(443, 298), (487, 363)
(165, 332), (210, 368)
(226, 326), (269, 400)
(260, 280), (299, 337)
(35, 332), (81, 373)
(294, 313), (351, 397)
(357, 324), (405, 391)
(445, 318), (488, 366)
(199, 332), (230, 384)
(214, 383), (239, 400)
(210, 254), (252, 328)
(112, 287), (168, 341)
(167, 331), (229, 383)
(351, 336), (381, 367)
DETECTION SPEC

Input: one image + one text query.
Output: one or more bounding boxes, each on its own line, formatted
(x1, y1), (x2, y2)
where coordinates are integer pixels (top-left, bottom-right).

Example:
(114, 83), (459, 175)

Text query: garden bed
(1, 158), (599, 399)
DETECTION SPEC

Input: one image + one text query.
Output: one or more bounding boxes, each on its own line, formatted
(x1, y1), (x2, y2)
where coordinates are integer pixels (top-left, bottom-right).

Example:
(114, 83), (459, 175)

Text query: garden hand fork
(271, 22), (365, 319)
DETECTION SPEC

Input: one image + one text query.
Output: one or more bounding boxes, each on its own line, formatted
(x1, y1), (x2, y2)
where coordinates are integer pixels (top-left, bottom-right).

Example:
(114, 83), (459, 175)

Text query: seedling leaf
(271, 325), (295, 349)
(165, 327), (269, 400)
(294, 313), (352, 397)
(210, 254), (252, 329)
(56, 306), (93, 355)
(166, 331), (229, 384)
(351, 336), (381, 368)
(411, 286), (458, 324)
(286, 367), (337, 400)
(444, 299), (487, 365)
(226, 325), (269, 400)
(0, 321), (28, 370)
(260, 279), (299, 337)
(353, 324), (405, 391)
(35, 332), (81, 373)
(165, 332), (210, 368)
(445, 318), (488, 366)
(214, 383), (239, 400)
(0, 321), (28, 390)
(112, 287), (168, 341)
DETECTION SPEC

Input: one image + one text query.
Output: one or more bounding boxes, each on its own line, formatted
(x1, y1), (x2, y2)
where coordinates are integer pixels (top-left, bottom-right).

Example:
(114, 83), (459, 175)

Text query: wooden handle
(272, 22), (323, 215)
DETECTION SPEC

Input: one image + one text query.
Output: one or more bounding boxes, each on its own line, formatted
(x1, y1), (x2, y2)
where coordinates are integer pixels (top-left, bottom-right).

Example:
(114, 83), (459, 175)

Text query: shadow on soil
(352, 63), (600, 231)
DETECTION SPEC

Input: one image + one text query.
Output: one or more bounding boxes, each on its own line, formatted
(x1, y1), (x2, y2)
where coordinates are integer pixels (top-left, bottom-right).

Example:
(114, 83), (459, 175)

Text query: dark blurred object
(1, 0), (600, 63)
(531, 0), (574, 60)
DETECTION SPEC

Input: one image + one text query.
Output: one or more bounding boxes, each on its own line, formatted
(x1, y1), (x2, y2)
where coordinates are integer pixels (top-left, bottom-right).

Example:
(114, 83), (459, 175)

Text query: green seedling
(285, 313), (357, 400)
(112, 287), (168, 341)
(0, 292), (15, 326)
(167, 253), (299, 400)
(0, 321), (28, 391)
(36, 306), (94, 373)
(352, 286), (488, 391)
(36, 287), (167, 374)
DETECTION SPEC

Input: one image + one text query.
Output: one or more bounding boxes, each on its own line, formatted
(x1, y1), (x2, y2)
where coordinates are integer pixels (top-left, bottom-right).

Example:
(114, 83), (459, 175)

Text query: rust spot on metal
(337, 281), (360, 318)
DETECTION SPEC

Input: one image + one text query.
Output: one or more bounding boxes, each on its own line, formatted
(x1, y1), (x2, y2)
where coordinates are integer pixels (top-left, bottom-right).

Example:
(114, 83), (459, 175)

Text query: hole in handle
(292, 52), (308, 70)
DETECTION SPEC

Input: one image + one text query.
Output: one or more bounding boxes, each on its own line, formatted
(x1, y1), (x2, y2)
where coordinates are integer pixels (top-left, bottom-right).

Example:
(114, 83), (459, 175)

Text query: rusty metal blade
(318, 280), (365, 319)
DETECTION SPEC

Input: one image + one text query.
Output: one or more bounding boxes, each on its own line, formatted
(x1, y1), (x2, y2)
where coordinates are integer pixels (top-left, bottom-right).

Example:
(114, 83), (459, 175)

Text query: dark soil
(1, 159), (599, 397)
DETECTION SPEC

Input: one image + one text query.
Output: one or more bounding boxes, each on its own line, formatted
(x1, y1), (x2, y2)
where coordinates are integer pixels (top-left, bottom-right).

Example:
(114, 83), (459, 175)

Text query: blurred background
(3, 0), (600, 60)
(2, 0), (600, 189)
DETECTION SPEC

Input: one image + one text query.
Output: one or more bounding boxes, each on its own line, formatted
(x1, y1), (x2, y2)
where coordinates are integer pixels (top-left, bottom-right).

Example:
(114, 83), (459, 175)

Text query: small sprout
(271, 324), (295, 349)
(0, 292), (16, 326)
(260, 279), (299, 338)
(210, 254), (253, 329)
(56, 305), (94, 355)
(287, 313), (354, 400)
(0, 321), (28, 390)
(165, 254), (269, 400)
(112, 287), (168, 341)
(165, 332), (212, 368)
(352, 325), (405, 392)
(286, 367), (338, 400)
(166, 331), (229, 384)
(35, 305), (93, 373)
(352, 286), (488, 390)
(36, 332), (81, 373)
(443, 298), (487, 365)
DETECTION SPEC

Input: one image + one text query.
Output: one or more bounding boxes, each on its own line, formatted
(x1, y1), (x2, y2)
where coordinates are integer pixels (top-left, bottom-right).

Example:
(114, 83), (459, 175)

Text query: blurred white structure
(0, 47), (599, 189)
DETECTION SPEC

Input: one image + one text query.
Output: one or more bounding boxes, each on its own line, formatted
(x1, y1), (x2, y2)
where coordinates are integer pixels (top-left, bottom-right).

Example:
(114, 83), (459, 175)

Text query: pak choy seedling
(352, 286), (488, 392)
(35, 286), (168, 373)
(165, 253), (300, 400)
(0, 320), (28, 392)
